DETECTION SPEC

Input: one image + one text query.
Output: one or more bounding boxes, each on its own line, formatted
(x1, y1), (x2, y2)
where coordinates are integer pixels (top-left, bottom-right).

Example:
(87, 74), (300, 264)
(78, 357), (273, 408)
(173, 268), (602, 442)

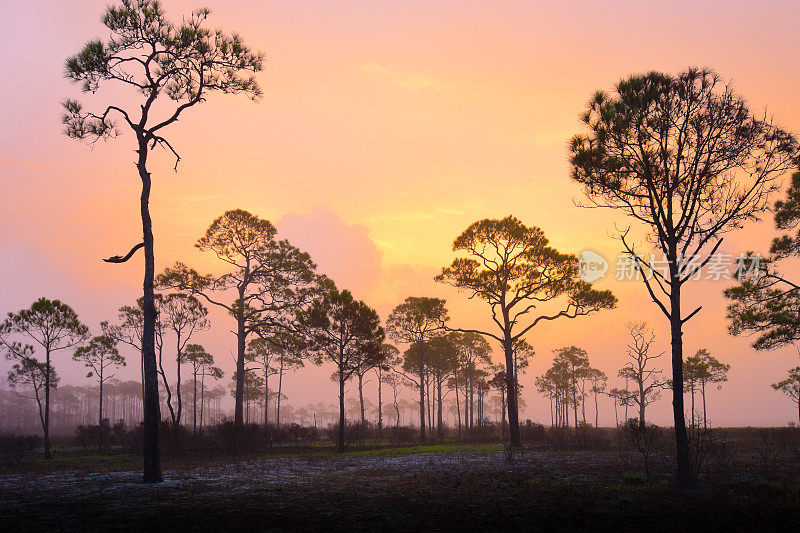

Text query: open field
(1, 439), (799, 532)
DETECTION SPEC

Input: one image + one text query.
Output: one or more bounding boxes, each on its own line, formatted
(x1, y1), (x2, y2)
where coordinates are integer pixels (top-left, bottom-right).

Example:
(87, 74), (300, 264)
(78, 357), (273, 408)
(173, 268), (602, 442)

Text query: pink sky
(1, 0), (799, 426)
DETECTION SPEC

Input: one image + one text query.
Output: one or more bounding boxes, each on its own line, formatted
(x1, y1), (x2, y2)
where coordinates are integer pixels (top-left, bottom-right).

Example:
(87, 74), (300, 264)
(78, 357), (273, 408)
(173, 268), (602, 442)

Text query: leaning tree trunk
(503, 336), (522, 447)
(139, 150), (162, 483)
(669, 274), (692, 489)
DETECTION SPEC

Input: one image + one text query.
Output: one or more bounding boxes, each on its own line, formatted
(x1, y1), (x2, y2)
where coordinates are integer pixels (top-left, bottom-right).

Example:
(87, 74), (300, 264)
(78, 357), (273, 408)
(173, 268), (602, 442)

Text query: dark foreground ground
(1, 444), (798, 531)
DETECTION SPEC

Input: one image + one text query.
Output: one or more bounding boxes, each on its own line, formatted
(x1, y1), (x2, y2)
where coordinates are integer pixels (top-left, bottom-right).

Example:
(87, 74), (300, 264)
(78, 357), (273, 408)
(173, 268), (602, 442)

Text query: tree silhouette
(62, 0), (262, 483)
(197, 357), (224, 428)
(158, 209), (317, 439)
(245, 332), (304, 427)
(569, 68), (797, 486)
(0, 298), (88, 458)
(423, 335), (459, 439)
(159, 294), (209, 427)
(381, 371), (405, 428)
(386, 297), (449, 441)
(182, 344), (216, 435)
(7, 355), (60, 441)
(374, 344), (400, 430)
(552, 346), (591, 430)
(437, 216), (615, 446)
(683, 349), (729, 429)
(726, 169), (800, 349)
(449, 331), (492, 436)
(615, 322), (665, 430)
(271, 335), (304, 429)
(488, 368), (508, 439)
(772, 366), (800, 424)
(586, 368), (608, 428)
(102, 295), (167, 405)
(73, 335), (126, 425)
(300, 283), (384, 452)
(351, 341), (394, 426)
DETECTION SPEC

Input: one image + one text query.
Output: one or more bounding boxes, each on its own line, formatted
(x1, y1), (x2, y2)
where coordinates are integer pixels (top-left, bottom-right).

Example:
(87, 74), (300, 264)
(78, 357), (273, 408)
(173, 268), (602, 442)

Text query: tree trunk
(44, 349), (51, 459)
(469, 378), (474, 433)
(581, 381), (587, 425)
(200, 370), (205, 428)
(454, 373), (462, 437)
(594, 391), (599, 428)
(436, 371), (443, 440)
(233, 303), (246, 447)
(639, 380), (646, 429)
(624, 379), (629, 421)
(501, 389), (507, 442)
(139, 154), (162, 483)
(264, 373), (269, 427)
(418, 347), (426, 442)
(277, 369), (284, 428)
(175, 343), (182, 426)
(701, 381), (708, 430)
(572, 372), (579, 431)
(377, 368), (383, 430)
(358, 373), (366, 424)
(669, 283), (692, 488)
(503, 337), (521, 447)
(157, 345), (176, 425)
(192, 368), (198, 435)
(337, 366), (345, 453)
(99, 370), (104, 426)
(426, 377), (432, 434)
(394, 390), (400, 428)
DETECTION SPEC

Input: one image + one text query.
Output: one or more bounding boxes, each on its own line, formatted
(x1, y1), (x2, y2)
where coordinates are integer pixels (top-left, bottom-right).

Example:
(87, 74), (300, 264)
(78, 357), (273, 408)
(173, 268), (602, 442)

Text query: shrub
(0, 434), (40, 468)
(620, 418), (663, 478)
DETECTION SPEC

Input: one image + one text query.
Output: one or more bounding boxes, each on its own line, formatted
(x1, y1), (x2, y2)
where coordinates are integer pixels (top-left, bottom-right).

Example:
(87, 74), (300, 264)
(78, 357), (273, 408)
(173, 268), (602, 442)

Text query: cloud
(276, 207), (383, 300)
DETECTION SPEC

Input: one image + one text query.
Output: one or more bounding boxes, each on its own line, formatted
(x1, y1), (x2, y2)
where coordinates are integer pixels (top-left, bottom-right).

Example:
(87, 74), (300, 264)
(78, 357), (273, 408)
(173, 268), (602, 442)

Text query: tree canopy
(437, 215), (615, 446)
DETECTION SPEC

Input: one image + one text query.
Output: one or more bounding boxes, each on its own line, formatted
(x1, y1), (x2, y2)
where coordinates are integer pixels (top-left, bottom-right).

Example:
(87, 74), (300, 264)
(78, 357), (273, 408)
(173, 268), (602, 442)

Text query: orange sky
(1, 0), (799, 426)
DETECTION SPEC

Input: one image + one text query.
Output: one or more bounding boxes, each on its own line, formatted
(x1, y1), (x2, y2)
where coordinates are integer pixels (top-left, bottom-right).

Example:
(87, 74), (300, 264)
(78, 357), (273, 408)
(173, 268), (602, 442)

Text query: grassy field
(1, 439), (799, 531)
